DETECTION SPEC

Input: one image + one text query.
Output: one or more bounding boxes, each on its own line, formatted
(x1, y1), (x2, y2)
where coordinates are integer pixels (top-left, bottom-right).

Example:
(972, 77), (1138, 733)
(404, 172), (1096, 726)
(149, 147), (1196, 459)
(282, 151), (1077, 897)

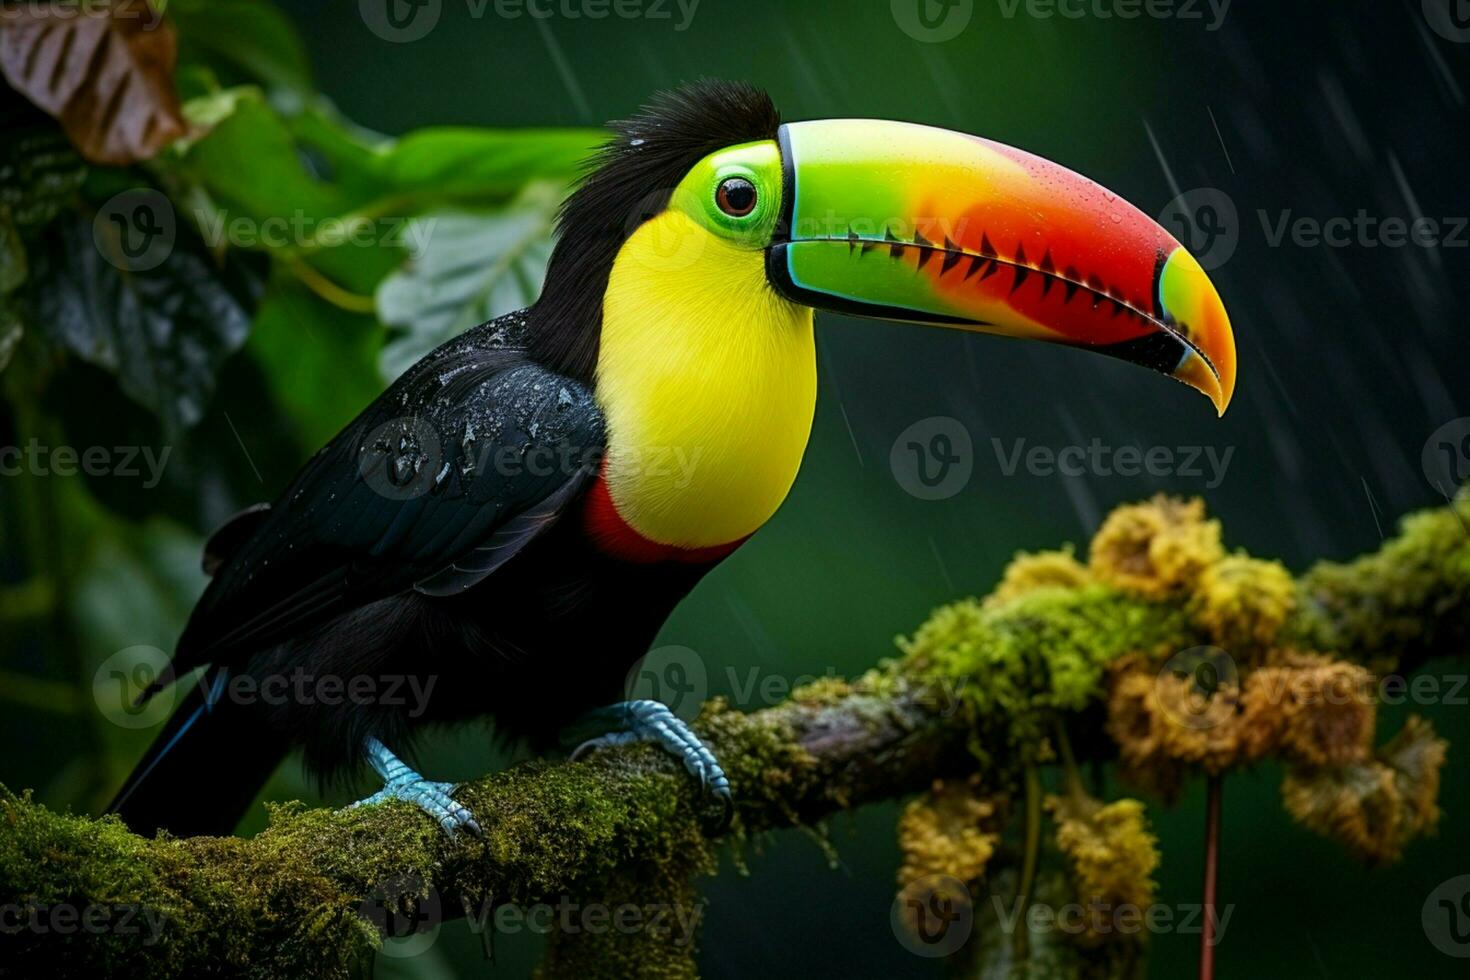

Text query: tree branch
(3, 493), (1466, 979)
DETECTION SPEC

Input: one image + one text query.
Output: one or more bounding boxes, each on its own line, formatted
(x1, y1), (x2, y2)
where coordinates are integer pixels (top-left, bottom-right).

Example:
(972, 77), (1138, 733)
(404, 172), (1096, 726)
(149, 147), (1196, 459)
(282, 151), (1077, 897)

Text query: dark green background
(9, 0), (1470, 975)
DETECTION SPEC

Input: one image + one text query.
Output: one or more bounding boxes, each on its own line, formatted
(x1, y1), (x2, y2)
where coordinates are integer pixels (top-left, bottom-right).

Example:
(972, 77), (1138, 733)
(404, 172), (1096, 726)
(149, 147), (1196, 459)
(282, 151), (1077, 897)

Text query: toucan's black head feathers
(529, 81), (781, 382)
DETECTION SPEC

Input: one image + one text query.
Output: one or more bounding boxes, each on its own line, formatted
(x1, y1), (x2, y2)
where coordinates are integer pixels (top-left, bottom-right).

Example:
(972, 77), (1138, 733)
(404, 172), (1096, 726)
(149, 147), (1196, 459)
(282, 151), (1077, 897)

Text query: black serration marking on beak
(847, 226), (859, 254)
(1063, 265), (1082, 302)
(913, 229), (935, 269)
(1107, 286), (1130, 317)
(1010, 243), (1031, 294)
(1038, 249), (1057, 299)
(792, 231), (1185, 337)
(940, 237), (962, 274)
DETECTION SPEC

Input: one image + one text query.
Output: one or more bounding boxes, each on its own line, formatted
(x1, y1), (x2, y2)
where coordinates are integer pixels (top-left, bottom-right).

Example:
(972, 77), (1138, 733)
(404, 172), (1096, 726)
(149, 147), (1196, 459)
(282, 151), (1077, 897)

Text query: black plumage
(110, 81), (780, 838)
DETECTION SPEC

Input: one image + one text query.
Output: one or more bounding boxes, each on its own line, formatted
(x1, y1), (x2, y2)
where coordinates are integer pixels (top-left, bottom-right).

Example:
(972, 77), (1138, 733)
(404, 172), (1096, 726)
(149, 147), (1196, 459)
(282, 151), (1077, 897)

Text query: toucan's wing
(202, 503), (272, 576)
(161, 322), (604, 688)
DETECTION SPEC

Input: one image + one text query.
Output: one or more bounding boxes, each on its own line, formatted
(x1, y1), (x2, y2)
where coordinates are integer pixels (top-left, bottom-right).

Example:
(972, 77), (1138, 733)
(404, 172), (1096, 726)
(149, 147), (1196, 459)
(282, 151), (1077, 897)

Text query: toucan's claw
(351, 736), (482, 837)
(573, 699), (733, 832)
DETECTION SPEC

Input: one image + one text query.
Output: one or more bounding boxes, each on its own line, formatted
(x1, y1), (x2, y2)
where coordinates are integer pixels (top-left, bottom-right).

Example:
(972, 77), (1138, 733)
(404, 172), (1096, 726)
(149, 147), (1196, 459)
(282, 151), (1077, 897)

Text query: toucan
(109, 81), (1235, 838)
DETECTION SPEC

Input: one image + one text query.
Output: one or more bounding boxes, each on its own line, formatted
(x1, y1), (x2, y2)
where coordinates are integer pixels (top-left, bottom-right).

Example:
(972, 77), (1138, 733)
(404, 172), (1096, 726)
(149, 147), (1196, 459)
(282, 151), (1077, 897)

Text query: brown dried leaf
(0, 0), (184, 165)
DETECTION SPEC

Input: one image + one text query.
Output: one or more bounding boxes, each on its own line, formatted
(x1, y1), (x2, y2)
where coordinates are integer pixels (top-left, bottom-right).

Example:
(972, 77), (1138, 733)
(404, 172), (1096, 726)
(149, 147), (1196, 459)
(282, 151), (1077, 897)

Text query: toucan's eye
(715, 177), (757, 217)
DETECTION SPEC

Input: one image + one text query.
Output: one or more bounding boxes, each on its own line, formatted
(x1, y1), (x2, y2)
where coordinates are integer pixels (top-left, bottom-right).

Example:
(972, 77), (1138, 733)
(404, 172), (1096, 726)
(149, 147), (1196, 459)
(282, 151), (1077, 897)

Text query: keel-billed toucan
(110, 81), (1234, 837)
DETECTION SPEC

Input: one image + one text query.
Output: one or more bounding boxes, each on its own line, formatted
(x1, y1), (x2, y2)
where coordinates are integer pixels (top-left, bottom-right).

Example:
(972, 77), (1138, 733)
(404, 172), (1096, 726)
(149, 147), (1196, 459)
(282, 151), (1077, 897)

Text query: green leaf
(173, 99), (593, 307)
(179, 93), (347, 226)
(285, 107), (390, 204)
(376, 127), (599, 200)
(170, 0), (313, 96)
(246, 272), (387, 448)
(179, 86), (257, 137)
(25, 213), (263, 433)
(376, 185), (560, 381)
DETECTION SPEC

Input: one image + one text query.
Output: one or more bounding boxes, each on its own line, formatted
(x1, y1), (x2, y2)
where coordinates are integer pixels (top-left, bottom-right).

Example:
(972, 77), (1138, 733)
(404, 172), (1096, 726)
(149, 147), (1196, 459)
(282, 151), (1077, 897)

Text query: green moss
(898, 584), (1195, 768)
(1291, 493), (1470, 667)
(0, 751), (722, 979)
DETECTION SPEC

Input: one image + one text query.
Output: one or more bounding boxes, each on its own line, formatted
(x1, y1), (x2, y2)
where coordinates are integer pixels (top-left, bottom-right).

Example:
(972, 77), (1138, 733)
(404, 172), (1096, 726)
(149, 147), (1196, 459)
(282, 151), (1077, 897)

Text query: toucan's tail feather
(107, 667), (289, 838)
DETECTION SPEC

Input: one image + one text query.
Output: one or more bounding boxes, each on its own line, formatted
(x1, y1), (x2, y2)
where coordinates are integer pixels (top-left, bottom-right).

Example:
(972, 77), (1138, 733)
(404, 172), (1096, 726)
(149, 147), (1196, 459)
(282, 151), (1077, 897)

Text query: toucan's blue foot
(349, 737), (481, 837)
(571, 700), (733, 830)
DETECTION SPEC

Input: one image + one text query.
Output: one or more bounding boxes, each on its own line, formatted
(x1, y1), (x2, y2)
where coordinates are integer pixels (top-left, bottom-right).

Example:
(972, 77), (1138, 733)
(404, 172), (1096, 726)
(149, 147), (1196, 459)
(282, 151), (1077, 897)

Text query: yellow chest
(595, 212), (817, 549)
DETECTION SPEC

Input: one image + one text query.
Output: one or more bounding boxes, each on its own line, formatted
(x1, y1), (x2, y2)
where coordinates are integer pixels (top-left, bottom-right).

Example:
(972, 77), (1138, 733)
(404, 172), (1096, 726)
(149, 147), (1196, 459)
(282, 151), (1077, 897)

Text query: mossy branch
(2, 494), (1466, 979)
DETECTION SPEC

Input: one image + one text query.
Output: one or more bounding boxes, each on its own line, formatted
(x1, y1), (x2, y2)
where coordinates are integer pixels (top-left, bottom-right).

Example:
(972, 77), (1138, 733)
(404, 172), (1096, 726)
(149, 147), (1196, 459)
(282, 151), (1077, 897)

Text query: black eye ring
(715, 177), (758, 218)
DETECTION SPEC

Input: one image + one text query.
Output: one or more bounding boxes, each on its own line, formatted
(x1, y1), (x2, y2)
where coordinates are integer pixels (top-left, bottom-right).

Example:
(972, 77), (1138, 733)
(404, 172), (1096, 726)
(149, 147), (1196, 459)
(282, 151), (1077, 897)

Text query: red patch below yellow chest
(581, 469), (747, 565)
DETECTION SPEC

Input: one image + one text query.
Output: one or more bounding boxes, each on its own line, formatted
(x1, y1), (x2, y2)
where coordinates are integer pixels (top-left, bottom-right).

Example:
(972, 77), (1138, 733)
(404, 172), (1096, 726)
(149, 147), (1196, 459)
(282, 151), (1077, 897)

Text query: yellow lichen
(1283, 715), (1447, 864)
(1237, 653), (1375, 767)
(1048, 790), (1160, 948)
(1089, 495), (1223, 599)
(1381, 714), (1448, 837)
(1190, 553), (1296, 653)
(1107, 651), (1377, 796)
(897, 777), (1002, 889)
(987, 546), (1093, 607)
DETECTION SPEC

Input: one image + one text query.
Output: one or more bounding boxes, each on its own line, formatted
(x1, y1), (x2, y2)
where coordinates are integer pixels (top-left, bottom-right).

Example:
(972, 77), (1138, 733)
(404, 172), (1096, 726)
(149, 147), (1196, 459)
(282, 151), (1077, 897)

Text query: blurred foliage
(0, 0), (598, 846)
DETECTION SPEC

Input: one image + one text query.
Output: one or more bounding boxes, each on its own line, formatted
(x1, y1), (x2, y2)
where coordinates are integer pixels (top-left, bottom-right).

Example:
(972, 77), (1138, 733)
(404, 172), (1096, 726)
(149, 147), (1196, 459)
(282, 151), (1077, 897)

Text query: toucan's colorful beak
(765, 119), (1236, 414)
